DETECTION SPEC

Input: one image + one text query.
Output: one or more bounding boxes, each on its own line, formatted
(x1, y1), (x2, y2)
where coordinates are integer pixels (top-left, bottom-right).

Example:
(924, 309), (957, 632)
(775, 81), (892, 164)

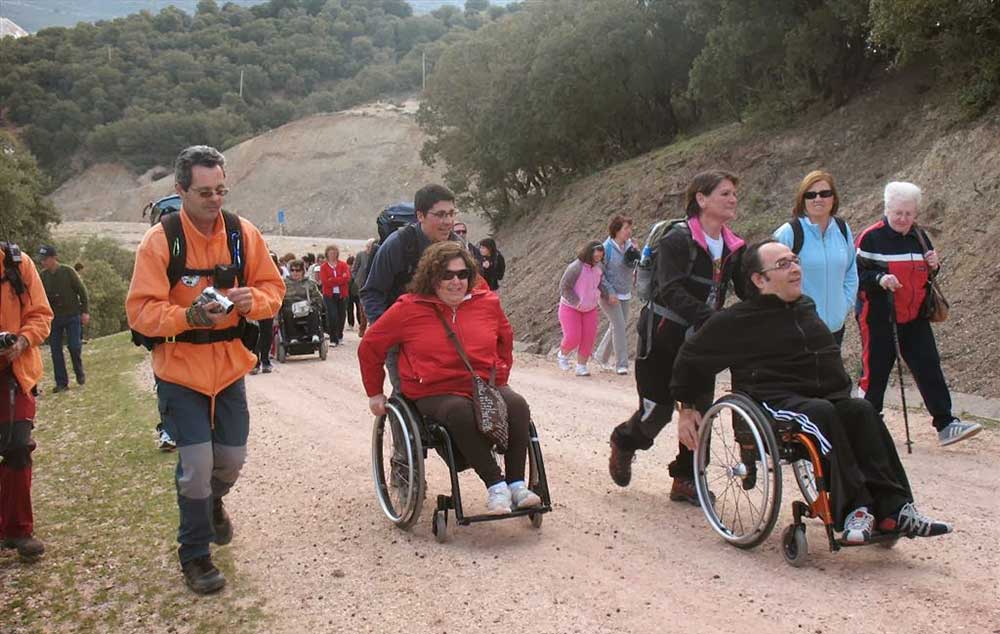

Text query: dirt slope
(496, 74), (1000, 396)
(221, 332), (998, 634)
(49, 101), (487, 240)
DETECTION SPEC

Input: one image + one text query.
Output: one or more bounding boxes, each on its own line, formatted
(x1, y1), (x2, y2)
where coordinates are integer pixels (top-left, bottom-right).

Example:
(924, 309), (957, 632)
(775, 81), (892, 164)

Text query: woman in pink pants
(557, 241), (614, 376)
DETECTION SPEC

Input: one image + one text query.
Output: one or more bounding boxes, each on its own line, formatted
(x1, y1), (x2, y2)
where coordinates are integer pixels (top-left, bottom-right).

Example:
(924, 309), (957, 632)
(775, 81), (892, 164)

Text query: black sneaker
(261, 363), (273, 374)
(51, 385), (69, 394)
(181, 555), (226, 594)
(76, 374), (86, 386)
(213, 498), (233, 546)
(2, 535), (45, 561)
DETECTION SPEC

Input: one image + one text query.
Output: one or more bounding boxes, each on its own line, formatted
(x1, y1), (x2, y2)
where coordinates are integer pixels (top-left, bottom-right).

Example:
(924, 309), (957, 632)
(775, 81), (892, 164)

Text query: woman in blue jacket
(774, 170), (858, 346)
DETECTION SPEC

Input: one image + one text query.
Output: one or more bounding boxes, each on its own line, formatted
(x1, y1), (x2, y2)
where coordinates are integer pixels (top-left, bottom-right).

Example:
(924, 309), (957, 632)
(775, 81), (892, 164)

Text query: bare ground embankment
(496, 75), (1000, 396)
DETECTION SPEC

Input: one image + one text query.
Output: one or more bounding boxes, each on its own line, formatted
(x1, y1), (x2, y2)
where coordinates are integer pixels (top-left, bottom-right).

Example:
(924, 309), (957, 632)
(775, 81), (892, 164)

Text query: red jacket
(358, 288), (514, 400)
(319, 259), (351, 298)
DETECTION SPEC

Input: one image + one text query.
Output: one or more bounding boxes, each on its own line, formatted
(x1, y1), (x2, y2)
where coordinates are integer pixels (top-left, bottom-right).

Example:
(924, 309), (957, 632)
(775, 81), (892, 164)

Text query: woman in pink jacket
(557, 241), (613, 376)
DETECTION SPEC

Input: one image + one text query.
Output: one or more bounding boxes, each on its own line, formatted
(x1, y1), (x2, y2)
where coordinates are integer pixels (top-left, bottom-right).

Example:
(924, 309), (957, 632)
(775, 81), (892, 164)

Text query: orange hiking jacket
(126, 209), (284, 397)
(0, 248), (53, 393)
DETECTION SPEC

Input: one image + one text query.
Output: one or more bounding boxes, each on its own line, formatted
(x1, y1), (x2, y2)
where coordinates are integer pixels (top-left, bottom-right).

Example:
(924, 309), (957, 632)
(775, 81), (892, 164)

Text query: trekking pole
(888, 290), (913, 454)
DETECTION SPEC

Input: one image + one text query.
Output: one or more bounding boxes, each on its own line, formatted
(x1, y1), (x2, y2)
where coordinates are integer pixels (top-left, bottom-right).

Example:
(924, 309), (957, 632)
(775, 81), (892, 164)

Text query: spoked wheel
(526, 420), (548, 529)
(371, 399), (425, 530)
(792, 459), (819, 505)
(694, 393), (782, 549)
(781, 524), (809, 567)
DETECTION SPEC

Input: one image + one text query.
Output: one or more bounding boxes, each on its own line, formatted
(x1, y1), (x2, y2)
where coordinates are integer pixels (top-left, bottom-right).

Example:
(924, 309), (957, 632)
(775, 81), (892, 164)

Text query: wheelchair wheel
(792, 459), (819, 505)
(318, 337), (328, 360)
(371, 399), (425, 530)
(276, 340), (287, 363)
(695, 393), (782, 549)
(432, 510), (448, 543)
(781, 523), (809, 567)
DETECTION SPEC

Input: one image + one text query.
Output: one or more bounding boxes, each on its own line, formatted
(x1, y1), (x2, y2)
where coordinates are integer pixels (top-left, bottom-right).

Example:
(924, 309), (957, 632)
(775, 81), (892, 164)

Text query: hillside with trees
(0, 0), (517, 183)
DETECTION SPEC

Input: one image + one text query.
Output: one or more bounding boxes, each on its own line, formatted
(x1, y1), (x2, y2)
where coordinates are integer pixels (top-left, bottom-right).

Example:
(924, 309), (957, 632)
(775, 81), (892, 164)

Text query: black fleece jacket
(670, 293), (852, 404)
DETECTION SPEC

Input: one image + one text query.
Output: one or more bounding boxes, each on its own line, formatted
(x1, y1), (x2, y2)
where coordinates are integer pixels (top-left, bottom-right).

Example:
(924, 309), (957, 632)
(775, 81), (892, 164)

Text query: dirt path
(229, 331), (999, 634)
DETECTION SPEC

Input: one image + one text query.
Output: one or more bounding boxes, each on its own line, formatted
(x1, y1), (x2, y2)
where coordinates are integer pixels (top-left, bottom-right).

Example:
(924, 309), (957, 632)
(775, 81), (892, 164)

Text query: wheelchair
(371, 394), (552, 542)
(693, 392), (899, 567)
(273, 300), (327, 363)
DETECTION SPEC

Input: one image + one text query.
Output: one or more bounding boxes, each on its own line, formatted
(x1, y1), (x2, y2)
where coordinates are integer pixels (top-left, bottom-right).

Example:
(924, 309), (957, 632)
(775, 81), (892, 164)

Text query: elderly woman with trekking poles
(773, 170), (858, 347)
(855, 181), (982, 447)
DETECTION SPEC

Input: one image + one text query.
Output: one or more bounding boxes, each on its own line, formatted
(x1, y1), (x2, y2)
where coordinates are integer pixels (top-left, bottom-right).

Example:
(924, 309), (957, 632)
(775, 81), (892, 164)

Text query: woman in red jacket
(319, 244), (351, 346)
(359, 242), (541, 515)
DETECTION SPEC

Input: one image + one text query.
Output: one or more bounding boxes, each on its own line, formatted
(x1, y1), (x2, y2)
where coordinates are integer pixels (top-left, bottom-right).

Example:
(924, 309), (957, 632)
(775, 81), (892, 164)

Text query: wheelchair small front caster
(529, 512), (543, 529)
(878, 536), (899, 549)
(432, 510), (448, 543)
(781, 524), (808, 567)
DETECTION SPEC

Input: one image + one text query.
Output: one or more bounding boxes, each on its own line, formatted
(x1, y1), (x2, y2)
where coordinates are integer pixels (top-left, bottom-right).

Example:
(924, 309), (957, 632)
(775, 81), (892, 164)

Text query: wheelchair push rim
(695, 394), (782, 549)
(371, 400), (425, 529)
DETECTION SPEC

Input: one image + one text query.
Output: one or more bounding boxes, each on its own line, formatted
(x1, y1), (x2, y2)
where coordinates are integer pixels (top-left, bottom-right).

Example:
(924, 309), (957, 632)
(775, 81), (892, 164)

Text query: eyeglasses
(192, 187), (230, 199)
(428, 210), (457, 220)
(454, 230), (467, 236)
(440, 269), (471, 281)
(803, 190), (834, 200)
(758, 255), (800, 274)
(290, 268), (304, 272)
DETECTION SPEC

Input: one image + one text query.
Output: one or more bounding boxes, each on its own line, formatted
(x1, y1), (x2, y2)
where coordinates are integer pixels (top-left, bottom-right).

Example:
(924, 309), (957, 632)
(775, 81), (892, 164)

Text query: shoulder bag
(914, 228), (949, 323)
(434, 310), (509, 453)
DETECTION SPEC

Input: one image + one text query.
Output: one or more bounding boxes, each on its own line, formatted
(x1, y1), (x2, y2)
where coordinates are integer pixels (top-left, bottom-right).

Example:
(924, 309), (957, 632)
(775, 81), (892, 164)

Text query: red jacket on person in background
(319, 259), (351, 298)
(357, 288), (514, 401)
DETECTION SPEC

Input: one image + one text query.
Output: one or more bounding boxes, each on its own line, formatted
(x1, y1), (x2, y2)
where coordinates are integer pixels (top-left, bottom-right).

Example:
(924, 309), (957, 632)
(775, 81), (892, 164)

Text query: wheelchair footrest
(457, 505), (551, 526)
(835, 531), (904, 548)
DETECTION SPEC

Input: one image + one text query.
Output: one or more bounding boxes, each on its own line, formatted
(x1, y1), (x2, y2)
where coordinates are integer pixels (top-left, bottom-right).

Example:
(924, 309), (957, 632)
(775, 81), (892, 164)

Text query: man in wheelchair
(671, 240), (951, 545)
(281, 259), (324, 343)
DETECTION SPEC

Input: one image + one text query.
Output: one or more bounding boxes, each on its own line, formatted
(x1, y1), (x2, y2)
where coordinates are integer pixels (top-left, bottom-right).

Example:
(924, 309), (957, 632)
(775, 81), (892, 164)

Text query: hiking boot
(842, 507), (874, 545)
(51, 385), (69, 394)
(156, 428), (177, 452)
(2, 535), (45, 560)
(608, 440), (635, 487)
(938, 419), (983, 447)
(261, 363), (273, 374)
(250, 365), (260, 376)
(76, 373), (86, 386)
(510, 483), (542, 510)
(669, 477), (714, 507)
(181, 555), (226, 594)
(556, 351), (571, 371)
(485, 483), (512, 515)
(213, 498), (233, 546)
(575, 363), (590, 377)
(880, 502), (952, 538)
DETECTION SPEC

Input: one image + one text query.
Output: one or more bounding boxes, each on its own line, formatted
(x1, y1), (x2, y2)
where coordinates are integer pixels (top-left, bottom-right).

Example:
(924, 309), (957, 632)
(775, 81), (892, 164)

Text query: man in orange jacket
(0, 243), (54, 561)
(126, 146), (284, 594)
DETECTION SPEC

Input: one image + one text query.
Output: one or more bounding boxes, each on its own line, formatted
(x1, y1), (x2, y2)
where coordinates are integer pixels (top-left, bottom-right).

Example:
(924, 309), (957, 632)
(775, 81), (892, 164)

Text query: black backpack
(790, 216), (849, 254)
(0, 243), (26, 299)
(131, 210), (254, 350)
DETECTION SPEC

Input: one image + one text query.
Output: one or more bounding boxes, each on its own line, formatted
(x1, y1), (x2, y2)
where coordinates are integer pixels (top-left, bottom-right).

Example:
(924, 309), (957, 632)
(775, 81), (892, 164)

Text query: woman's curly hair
(407, 241), (480, 296)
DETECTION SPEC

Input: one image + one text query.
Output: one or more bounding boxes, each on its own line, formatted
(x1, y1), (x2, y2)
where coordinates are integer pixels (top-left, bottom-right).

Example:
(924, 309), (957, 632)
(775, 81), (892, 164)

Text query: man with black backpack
(608, 170), (746, 505)
(126, 145), (284, 594)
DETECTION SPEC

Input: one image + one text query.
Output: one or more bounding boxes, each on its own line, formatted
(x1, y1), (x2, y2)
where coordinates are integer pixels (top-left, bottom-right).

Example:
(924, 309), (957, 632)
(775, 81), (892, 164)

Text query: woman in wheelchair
(358, 242), (542, 516)
(671, 240), (951, 545)
(282, 259), (324, 343)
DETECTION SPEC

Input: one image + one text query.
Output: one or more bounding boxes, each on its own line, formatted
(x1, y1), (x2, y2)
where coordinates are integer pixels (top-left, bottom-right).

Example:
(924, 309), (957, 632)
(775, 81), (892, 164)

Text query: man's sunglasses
(803, 189), (834, 200)
(441, 269), (472, 281)
(191, 187), (230, 199)
(454, 229), (467, 235)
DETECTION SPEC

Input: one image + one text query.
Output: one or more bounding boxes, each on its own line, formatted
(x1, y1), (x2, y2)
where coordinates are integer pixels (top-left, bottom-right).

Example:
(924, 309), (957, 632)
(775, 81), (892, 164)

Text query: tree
(0, 133), (59, 252)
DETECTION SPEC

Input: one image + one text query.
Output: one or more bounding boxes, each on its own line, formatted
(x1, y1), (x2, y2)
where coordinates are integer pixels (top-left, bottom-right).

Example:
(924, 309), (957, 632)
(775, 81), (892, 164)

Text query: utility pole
(239, 69), (244, 99)
(107, 44), (111, 63)
(422, 52), (426, 92)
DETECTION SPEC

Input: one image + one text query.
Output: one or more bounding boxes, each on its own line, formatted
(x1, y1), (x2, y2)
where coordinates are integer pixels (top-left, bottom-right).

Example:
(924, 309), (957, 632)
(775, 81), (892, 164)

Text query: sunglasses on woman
(441, 269), (472, 281)
(803, 190), (834, 200)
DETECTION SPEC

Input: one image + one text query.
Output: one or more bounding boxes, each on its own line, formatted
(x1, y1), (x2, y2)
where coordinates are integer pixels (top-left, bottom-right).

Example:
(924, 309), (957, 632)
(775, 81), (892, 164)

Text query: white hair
(884, 181), (922, 212)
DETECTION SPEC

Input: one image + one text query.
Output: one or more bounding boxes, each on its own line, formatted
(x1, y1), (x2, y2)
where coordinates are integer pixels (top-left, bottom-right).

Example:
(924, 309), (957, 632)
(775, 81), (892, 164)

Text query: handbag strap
(434, 308), (496, 384)
(912, 226), (941, 284)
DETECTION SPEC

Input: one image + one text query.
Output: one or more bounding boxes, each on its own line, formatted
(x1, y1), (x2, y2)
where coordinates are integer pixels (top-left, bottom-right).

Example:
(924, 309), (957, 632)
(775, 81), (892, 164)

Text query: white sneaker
(938, 419), (982, 446)
(575, 363), (590, 377)
(486, 483), (512, 515)
(156, 429), (177, 453)
(510, 483), (541, 509)
(311, 334), (320, 343)
(556, 351), (572, 371)
(615, 366), (629, 375)
(842, 506), (874, 544)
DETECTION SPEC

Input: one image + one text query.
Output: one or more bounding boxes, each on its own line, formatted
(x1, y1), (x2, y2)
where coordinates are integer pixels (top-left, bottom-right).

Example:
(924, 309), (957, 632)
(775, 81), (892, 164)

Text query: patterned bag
(914, 229), (950, 323)
(435, 312), (509, 452)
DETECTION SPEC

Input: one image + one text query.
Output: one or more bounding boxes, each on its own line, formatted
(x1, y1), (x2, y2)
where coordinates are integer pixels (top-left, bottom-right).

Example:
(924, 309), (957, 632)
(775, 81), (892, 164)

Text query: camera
(213, 265), (238, 290)
(0, 332), (19, 348)
(196, 287), (235, 314)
